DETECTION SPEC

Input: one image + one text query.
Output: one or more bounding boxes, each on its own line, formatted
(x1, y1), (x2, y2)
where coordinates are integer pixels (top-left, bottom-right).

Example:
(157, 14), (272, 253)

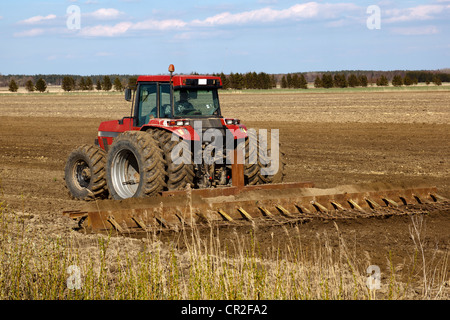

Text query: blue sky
(0, 0), (449, 75)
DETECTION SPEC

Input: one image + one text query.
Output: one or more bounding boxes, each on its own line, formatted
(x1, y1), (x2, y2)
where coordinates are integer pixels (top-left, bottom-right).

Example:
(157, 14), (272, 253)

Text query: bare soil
(0, 90), (449, 292)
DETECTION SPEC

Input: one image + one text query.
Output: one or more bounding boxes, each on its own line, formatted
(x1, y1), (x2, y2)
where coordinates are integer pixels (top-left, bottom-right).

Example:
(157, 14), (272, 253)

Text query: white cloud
(79, 18), (187, 37)
(384, 5), (449, 23)
(71, 2), (364, 38)
(391, 25), (439, 35)
(19, 14), (56, 25)
(87, 8), (123, 20)
(14, 28), (45, 37)
(191, 2), (360, 26)
(79, 22), (132, 37)
(131, 19), (187, 31)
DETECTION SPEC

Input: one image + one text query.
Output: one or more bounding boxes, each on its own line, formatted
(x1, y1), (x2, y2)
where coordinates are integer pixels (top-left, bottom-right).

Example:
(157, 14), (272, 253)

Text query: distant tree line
(312, 72), (443, 88)
(60, 75), (126, 92)
(313, 73), (369, 88)
(213, 72), (276, 90)
(2, 74), (137, 92)
(2, 69), (449, 92)
(8, 78), (47, 92)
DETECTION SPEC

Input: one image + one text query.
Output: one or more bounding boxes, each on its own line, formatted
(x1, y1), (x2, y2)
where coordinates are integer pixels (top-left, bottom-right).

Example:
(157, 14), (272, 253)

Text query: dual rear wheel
(64, 130), (285, 201)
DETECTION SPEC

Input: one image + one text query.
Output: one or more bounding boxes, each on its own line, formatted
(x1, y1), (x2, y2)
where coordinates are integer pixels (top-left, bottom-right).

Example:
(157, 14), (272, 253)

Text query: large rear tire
(64, 145), (108, 200)
(244, 130), (285, 185)
(153, 130), (195, 190)
(106, 131), (166, 200)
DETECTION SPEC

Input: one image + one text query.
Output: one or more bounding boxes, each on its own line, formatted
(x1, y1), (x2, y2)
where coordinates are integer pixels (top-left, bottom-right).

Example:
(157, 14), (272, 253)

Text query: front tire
(64, 145), (108, 200)
(106, 131), (166, 200)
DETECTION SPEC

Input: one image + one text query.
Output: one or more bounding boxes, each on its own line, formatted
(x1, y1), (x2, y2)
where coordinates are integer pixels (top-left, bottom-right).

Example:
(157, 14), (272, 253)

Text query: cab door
(135, 82), (158, 127)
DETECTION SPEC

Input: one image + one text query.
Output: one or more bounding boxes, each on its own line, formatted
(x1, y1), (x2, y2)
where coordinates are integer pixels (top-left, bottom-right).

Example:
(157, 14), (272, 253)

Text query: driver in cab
(176, 90), (195, 114)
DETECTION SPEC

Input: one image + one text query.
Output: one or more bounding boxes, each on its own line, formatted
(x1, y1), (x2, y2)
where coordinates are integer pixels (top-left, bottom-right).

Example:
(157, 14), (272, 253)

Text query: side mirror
(125, 88), (132, 102)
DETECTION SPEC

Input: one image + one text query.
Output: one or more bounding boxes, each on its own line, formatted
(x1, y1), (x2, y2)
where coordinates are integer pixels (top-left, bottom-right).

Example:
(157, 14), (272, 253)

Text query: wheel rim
(110, 149), (140, 199)
(73, 160), (91, 189)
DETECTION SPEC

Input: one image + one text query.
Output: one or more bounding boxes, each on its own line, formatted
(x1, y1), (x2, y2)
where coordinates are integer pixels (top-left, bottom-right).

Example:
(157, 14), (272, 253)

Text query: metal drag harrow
(64, 181), (447, 234)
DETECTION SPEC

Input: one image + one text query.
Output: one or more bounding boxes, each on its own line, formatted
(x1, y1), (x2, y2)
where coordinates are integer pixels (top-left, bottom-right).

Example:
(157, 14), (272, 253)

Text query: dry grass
(0, 199), (448, 300)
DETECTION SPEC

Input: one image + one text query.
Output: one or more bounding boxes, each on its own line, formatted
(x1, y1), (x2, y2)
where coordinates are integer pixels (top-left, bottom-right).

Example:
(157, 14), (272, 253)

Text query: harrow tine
(347, 199), (365, 212)
(330, 200), (346, 211)
(412, 194), (424, 204)
(237, 207), (253, 221)
(131, 216), (148, 232)
(382, 197), (399, 207)
(275, 205), (295, 218)
(294, 203), (311, 214)
(310, 201), (328, 213)
(258, 206), (273, 216)
(365, 197), (382, 210)
(107, 216), (125, 233)
(155, 216), (171, 229)
(430, 193), (448, 202)
(218, 209), (234, 222)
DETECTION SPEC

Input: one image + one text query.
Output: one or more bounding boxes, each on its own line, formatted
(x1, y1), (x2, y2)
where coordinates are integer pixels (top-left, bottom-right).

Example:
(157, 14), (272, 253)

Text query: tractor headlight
(225, 119), (240, 125)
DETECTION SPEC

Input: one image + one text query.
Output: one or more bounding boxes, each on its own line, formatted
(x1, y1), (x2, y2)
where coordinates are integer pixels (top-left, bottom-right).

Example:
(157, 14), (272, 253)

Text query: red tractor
(64, 65), (284, 201)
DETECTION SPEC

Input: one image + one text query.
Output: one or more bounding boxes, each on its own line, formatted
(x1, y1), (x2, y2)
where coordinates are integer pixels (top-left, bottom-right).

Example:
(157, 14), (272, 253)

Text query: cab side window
(159, 83), (172, 118)
(138, 84), (157, 126)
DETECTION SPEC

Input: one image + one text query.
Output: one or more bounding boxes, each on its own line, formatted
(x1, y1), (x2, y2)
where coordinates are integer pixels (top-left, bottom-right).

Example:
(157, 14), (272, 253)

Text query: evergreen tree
(334, 73), (348, 88)
(62, 76), (76, 92)
(127, 77), (138, 90)
(102, 76), (112, 91)
(359, 75), (368, 87)
(8, 79), (19, 92)
(321, 74), (333, 88)
(113, 77), (123, 91)
(86, 77), (94, 91)
(270, 75), (277, 88)
(433, 76), (442, 86)
(392, 75), (403, 87)
(292, 74), (300, 88)
(403, 75), (413, 86)
(348, 74), (359, 87)
(229, 73), (244, 90)
(281, 76), (288, 89)
(299, 74), (308, 89)
(286, 74), (293, 88)
(96, 79), (102, 91)
(25, 80), (35, 92)
(78, 77), (87, 91)
(376, 75), (388, 86)
(244, 72), (255, 89)
(219, 72), (229, 89)
(35, 78), (47, 92)
(314, 76), (322, 88)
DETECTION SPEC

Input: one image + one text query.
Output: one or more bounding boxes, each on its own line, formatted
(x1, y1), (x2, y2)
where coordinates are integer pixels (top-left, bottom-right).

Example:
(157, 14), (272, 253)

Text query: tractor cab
(126, 73), (223, 128)
(97, 65), (245, 151)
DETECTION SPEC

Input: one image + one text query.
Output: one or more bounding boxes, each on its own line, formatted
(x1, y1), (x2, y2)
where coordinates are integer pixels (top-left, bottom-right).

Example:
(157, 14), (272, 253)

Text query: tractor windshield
(173, 89), (220, 117)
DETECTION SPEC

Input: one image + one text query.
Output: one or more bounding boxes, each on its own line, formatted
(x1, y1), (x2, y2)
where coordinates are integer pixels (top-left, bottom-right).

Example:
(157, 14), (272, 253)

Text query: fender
(141, 122), (201, 141)
(96, 118), (139, 151)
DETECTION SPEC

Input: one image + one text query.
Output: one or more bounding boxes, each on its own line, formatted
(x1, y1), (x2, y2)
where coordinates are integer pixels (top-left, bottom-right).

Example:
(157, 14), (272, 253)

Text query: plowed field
(0, 89), (449, 298)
